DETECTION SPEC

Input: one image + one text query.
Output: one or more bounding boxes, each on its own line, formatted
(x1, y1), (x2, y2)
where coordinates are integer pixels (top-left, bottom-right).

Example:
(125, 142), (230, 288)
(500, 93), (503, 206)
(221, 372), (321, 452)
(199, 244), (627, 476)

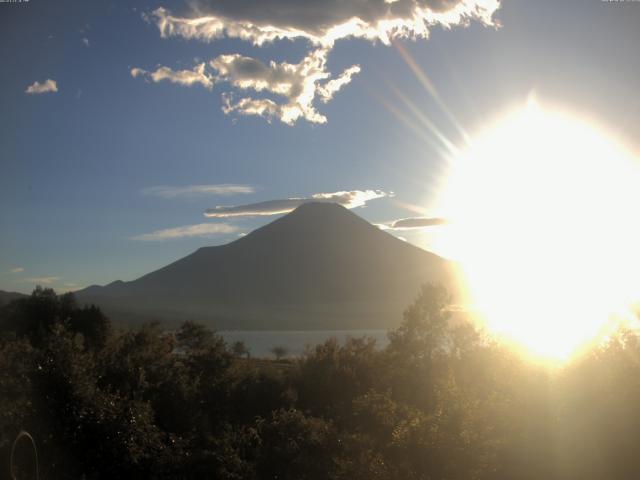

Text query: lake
(219, 329), (389, 358)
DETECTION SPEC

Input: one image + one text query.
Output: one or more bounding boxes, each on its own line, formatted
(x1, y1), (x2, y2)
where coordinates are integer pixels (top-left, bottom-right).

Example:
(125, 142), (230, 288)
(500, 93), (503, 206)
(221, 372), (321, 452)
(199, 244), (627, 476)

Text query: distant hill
(0, 290), (27, 307)
(77, 203), (458, 330)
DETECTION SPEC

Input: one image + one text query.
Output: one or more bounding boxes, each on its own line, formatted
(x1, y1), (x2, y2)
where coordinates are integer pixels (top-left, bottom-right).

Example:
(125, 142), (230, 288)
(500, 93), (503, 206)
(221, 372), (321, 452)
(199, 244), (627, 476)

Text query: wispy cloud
(131, 222), (238, 241)
(25, 79), (58, 95)
(131, 64), (214, 89)
(205, 190), (388, 218)
(10, 267), (24, 274)
(133, 1), (500, 124)
(142, 184), (254, 199)
(82, 37), (90, 47)
(378, 216), (446, 231)
(26, 276), (61, 285)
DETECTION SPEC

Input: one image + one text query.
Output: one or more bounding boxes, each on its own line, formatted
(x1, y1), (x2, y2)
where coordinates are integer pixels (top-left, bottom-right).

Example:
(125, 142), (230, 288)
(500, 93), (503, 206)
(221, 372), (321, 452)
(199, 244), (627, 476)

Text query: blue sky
(1, 0), (639, 293)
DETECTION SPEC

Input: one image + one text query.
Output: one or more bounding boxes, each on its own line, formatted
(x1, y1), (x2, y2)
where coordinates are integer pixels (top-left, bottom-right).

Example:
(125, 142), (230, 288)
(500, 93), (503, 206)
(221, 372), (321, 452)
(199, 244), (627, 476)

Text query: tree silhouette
(0, 287), (111, 350)
(4, 284), (640, 479)
(271, 345), (289, 360)
(231, 340), (250, 358)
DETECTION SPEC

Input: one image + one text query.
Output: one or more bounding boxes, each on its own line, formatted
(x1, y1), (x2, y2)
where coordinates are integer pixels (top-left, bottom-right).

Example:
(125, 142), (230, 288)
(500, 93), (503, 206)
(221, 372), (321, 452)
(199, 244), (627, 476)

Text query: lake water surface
(220, 330), (389, 358)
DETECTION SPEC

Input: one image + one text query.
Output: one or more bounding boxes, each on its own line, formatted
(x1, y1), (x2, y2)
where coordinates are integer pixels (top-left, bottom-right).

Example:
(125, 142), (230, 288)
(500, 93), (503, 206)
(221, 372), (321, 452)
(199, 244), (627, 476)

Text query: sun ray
(386, 82), (459, 155)
(369, 85), (452, 157)
(393, 40), (470, 143)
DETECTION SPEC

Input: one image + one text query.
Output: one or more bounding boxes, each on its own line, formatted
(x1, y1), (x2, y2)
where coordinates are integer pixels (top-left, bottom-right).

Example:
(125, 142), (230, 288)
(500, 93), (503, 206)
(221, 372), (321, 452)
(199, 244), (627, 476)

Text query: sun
(433, 102), (640, 361)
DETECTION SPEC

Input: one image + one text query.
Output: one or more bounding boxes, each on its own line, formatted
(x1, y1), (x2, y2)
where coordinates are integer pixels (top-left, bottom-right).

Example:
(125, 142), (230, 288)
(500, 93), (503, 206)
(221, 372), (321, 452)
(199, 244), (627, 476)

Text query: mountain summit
(77, 203), (456, 329)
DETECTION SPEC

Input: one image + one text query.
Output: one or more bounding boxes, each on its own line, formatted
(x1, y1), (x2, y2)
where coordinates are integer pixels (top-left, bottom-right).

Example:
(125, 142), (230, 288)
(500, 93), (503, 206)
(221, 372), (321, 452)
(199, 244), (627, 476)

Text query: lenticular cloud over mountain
(132, 0), (500, 124)
(204, 190), (388, 217)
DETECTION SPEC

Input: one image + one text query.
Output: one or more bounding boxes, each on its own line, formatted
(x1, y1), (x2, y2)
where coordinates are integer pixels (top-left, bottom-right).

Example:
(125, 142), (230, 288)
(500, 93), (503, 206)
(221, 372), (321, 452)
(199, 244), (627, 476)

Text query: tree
(68, 304), (111, 350)
(232, 340), (250, 358)
(271, 345), (289, 360)
(255, 409), (336, 480)
(387, 283), (453, 361)
(176, 320), (219, 352)
(0, 288), (111, 351)
(296, 337), (380, 420)
(0, 287), (60, 345)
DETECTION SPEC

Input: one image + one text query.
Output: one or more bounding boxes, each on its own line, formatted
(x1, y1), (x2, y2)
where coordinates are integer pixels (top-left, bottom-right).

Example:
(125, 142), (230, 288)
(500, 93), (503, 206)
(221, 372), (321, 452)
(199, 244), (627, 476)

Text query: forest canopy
(2, 285), (640, 479)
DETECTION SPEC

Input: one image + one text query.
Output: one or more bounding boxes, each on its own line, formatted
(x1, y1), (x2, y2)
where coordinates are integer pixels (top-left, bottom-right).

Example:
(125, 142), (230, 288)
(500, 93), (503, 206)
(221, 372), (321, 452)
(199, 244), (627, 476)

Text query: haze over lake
(219, 329), (389, 358)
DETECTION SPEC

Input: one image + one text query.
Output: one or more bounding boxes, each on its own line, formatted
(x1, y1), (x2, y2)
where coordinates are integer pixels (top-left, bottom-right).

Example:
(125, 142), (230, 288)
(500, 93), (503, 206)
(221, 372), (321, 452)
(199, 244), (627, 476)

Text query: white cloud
(142, 184), (254, 199)
(82, 37), (90, 47)
(317, 65), (362, 103)
(133, 48), (358, 124)
(10, 267), (24, 273)
(150, 1), (499, 47)
(378, 216), (446, 230)
(133, 0), (500, 124)
(25, 79), (58, 95)
(213, 49), (357, 124)
(131, 63), (215, 89)
(131, 222), (238, 241)
(205, 189), (388, 217)
(26, 276), (60, 285)
(312, 190), (388, 208)
(222, 94), (283, 123)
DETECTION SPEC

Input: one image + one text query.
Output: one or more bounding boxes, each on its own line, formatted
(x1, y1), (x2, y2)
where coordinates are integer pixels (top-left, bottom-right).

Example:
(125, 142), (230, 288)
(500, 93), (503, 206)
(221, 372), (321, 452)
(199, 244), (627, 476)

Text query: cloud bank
(25, 79), (58, 95)
(10, 267), (24, 274)
(205, 189), (387, 217)
(133, 0), (500, 124)
(142, 184), (254, 199)
(132, 222), (239, 241)
(152, 1), (499, 46)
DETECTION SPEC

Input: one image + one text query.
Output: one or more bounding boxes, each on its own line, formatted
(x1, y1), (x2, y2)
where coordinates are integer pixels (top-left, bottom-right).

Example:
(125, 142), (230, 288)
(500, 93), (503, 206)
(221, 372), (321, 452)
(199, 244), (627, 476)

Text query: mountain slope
(77, 203), (457, 329)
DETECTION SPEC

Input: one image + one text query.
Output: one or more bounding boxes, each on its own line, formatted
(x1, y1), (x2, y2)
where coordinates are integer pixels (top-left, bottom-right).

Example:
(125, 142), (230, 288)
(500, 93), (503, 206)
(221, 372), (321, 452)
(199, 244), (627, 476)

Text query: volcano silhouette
(77, 203), (456, 329)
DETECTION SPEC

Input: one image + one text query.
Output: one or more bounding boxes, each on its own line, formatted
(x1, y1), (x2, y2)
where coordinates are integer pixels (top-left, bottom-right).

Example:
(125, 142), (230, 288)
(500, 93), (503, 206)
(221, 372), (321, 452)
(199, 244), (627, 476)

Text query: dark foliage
(2, 285), (640, 479)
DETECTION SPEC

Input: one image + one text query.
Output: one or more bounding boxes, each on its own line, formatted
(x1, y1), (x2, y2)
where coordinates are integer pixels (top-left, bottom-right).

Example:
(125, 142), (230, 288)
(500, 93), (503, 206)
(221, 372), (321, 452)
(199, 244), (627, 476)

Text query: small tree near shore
(232, 340), (250, 358)
(271, 345), (289, 360)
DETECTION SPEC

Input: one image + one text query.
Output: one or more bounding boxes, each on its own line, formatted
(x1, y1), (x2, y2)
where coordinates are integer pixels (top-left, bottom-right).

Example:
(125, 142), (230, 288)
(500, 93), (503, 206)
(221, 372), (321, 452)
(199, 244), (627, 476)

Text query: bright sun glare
(435, 102), (640, 361)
